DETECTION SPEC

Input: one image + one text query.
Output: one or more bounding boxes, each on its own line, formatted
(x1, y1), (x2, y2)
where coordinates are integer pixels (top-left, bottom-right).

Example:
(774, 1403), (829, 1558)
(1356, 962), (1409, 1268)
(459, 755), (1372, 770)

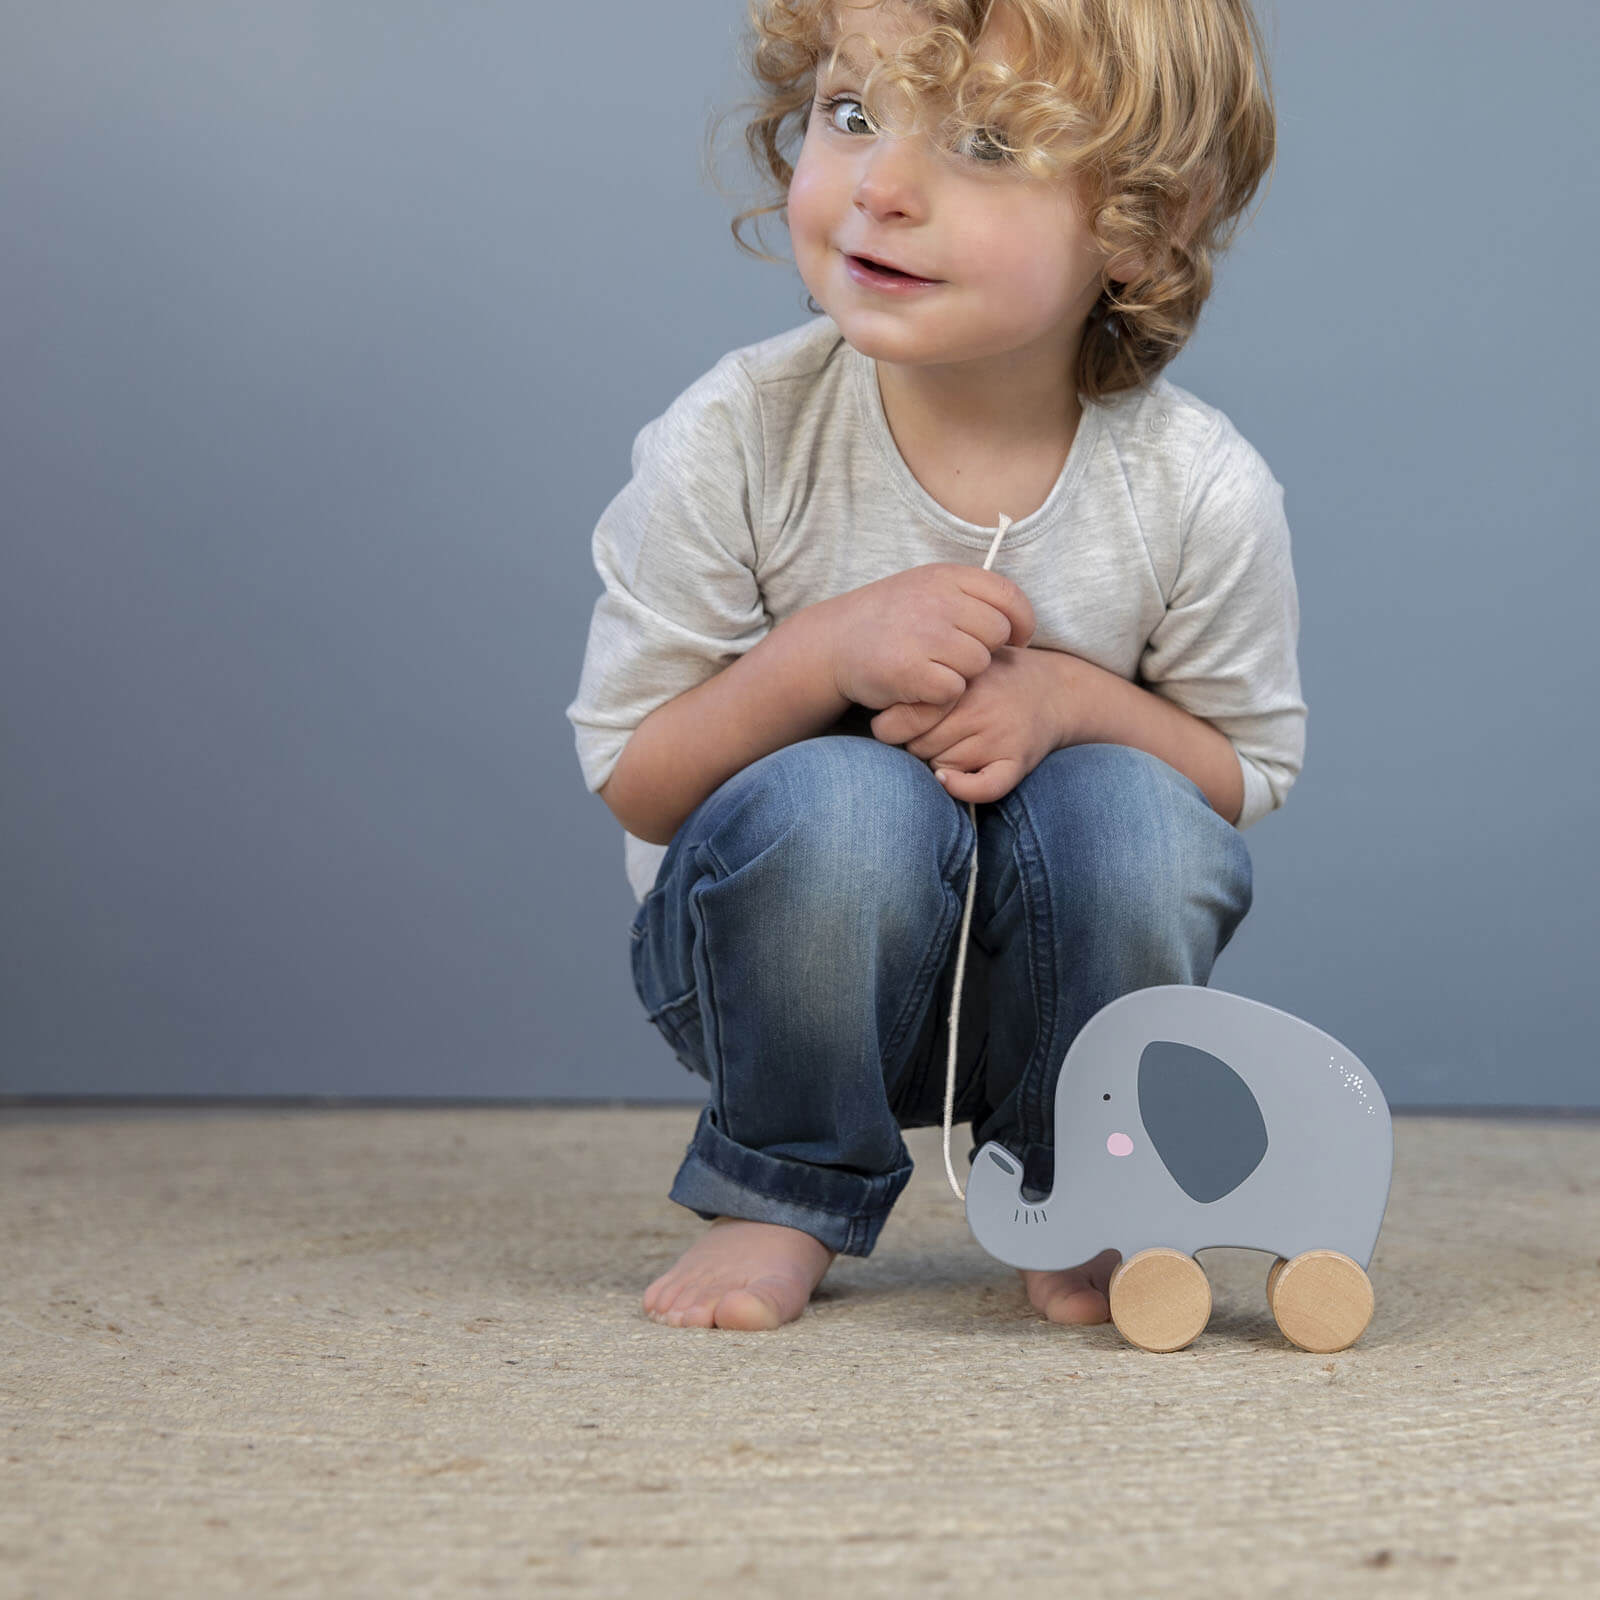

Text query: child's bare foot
(1019, 1249), (1121, 1325)
(643, 1216), (838, 1330)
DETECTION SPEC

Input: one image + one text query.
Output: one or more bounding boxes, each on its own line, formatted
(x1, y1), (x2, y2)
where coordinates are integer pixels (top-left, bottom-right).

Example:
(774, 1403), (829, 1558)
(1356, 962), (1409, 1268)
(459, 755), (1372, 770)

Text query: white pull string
(939, 511), (1013, 1201)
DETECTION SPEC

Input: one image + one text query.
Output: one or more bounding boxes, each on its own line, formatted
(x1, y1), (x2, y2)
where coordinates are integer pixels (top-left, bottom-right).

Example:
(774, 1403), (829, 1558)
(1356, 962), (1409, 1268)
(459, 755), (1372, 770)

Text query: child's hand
(870, 645), (1074, 804)
(823, 563), (1036, 713)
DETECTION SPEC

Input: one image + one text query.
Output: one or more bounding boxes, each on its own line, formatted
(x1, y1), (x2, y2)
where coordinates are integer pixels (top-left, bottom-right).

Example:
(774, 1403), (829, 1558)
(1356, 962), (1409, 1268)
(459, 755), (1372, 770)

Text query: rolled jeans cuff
(667, 1103), (915, 1258)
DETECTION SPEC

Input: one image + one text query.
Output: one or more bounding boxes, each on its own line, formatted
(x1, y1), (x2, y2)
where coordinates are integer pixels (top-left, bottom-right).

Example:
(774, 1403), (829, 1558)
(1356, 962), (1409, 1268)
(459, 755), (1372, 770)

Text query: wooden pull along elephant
(965, 985), (1393, 1353)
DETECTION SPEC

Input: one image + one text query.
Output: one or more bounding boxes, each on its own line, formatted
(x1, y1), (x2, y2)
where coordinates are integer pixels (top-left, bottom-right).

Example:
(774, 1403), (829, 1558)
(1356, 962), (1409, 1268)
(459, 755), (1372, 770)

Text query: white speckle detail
(1326, 1054), (1377, 1113)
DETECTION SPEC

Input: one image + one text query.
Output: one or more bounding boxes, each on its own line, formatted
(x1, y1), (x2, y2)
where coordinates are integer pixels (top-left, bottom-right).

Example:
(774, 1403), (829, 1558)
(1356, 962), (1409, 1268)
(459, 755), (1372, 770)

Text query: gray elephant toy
(965, 984), (1393, 1353)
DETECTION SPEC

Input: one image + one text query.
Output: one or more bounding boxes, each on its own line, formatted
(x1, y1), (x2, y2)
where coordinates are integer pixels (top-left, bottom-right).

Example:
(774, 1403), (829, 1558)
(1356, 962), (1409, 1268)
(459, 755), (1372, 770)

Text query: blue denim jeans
(629, 732), (1253, 1258)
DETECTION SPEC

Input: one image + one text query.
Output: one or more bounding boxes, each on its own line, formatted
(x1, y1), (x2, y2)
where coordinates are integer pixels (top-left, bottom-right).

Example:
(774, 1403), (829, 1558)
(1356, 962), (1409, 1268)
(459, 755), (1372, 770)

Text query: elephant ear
(1137, 1039), (1268, 1204)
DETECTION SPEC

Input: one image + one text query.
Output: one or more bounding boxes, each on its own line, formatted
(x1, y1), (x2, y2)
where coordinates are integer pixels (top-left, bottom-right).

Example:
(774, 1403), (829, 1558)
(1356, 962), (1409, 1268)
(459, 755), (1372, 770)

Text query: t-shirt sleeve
(1138, 413), (1307, 829)
(565, 353), (770, 797)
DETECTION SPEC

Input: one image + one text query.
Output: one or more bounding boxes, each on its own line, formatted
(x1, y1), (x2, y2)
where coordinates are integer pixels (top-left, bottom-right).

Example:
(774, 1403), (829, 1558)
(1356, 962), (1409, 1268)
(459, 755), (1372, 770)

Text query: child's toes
(666, 1296), (717, 1328)
(1042, 1283), (1109, 1324)
(642, 1274), (680, 1318)
(711, 1286), (786, 1331)
(654, 1281), (711, 1327)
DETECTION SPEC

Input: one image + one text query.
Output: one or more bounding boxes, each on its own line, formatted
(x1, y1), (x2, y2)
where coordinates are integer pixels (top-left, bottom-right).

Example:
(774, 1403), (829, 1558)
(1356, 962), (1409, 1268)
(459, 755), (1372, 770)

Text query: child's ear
(1103, 165), (1223, 285)
(1104, 246), (1146, 286)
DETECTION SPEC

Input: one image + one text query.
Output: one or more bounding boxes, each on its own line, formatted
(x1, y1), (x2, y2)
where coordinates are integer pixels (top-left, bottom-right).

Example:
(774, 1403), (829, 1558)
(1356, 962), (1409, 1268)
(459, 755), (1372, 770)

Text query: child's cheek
(786, 166), (835, 291)
(786, 161), (827, 244)
(995, 246), (1082, 327)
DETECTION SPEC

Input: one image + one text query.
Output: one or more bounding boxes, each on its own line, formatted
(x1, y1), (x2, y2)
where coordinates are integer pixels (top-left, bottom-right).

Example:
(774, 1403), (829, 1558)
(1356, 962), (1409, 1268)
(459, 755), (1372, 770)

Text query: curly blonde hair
(704, 0), (1277, 401)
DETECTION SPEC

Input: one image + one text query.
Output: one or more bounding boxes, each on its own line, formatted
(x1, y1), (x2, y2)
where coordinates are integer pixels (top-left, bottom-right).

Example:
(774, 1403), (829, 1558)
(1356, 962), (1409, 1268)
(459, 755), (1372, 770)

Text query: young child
(566, 0), (1305, 1332)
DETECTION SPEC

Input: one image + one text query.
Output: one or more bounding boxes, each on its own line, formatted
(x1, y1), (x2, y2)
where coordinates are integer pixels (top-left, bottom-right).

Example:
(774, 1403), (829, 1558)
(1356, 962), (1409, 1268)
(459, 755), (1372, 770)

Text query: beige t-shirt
(567, 315), (1307, 905)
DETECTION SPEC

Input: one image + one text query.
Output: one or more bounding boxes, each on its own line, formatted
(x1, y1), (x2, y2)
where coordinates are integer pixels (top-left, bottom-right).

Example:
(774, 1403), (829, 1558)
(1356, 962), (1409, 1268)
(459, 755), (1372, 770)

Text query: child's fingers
(871, 701), (945, 746)
(936, 758), (1022, 805)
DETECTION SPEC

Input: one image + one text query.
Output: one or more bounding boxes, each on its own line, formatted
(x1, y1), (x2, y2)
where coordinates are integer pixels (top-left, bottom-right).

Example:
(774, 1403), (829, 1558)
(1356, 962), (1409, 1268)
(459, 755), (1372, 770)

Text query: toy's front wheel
(1267, 1251), (1374, 1352)
(1108, 1248), (1212, 1352)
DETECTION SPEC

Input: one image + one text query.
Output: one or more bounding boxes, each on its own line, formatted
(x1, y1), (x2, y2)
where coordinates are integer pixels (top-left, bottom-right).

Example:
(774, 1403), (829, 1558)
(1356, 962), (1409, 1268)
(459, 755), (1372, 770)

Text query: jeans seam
(631, 922), (698, 1028)
(877, 806), (975, 1084)
(684, 845), (729, 1136)
(1008, 785), (1058, 1158)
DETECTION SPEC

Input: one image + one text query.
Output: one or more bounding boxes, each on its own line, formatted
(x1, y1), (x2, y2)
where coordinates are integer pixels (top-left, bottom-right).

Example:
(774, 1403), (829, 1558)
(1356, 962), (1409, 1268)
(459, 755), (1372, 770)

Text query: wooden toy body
(965, 985), (1393, 1350)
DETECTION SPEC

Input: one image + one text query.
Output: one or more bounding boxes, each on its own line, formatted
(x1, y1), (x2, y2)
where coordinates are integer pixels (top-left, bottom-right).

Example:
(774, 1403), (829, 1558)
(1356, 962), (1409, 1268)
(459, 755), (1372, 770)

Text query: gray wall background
(2, 2), (1595, 1107)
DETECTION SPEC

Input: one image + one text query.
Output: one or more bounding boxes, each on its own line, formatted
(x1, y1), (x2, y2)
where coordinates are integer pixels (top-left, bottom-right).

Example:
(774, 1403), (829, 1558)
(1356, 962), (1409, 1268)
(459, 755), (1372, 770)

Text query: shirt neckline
(848, 338), (1103, 552)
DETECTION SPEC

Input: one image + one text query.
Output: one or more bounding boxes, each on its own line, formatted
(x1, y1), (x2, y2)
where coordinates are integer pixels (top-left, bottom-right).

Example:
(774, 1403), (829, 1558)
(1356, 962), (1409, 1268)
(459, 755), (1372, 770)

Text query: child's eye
(817, 92), (1013, 167)
(954, 126), (1013, 165)
(817, 93), (876, 137)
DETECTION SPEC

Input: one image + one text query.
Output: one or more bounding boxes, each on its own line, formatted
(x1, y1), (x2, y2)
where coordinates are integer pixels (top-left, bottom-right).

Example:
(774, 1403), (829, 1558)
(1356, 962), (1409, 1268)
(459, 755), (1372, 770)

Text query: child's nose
(853, 145), (930, 219)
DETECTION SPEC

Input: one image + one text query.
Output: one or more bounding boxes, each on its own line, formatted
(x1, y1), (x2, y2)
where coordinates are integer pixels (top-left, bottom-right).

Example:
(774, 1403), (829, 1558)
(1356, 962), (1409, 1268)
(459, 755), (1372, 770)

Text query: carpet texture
(2, 1105), (1596, 1597)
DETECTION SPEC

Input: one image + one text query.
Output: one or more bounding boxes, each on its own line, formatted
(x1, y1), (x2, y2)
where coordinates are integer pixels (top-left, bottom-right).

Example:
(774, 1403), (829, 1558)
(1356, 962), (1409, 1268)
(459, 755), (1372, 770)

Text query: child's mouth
(846, 254), (941, 291)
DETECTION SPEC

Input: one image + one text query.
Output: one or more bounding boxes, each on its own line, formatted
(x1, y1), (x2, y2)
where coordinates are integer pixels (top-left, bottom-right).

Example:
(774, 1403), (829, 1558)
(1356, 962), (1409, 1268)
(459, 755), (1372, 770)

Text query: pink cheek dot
(1106, 1132), (1134, 1158)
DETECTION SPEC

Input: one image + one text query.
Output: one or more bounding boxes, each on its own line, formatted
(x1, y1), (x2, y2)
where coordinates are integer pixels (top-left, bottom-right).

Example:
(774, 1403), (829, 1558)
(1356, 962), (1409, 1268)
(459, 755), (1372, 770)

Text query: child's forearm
(1039, 649), (1245, 826)
(599, 605), (851, 846)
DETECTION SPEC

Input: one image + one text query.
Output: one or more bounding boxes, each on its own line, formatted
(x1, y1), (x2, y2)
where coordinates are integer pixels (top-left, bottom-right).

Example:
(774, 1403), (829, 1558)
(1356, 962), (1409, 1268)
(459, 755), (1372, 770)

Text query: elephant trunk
(964, 1140), (1100, 1272)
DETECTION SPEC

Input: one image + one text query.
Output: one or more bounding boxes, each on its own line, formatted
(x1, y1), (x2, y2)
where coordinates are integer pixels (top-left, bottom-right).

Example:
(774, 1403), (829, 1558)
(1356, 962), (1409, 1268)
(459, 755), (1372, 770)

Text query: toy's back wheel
(1267, 1250), (1374, 1352)
(1108, 1248), (1211, 1352)
(1266, 1256), (1287, 1303)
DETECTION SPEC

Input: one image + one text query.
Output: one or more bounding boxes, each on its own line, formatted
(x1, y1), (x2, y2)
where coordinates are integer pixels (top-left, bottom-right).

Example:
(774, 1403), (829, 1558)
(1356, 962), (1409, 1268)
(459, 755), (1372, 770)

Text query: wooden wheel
(1266, 1255), (1287, 1303)
(1268, 1250), (1374, 1352)
(1108, 1248), (1212, 1352)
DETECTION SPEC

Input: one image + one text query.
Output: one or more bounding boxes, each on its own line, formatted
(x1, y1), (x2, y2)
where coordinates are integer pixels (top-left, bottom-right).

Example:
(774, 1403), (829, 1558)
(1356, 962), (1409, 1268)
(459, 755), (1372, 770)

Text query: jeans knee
(1019, 743), (1251, 939)
(701, 736), (970, 934)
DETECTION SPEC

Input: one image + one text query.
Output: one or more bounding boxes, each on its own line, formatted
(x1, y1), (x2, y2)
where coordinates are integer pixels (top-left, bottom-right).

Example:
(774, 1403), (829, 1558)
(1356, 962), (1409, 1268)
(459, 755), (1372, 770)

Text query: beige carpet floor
(1, 1104), (1596, 1597)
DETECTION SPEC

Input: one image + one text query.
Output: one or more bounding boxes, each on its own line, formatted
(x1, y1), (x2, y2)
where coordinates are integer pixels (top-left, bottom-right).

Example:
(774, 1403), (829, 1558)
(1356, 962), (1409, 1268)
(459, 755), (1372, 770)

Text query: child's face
(788, 1), (1116, 378)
